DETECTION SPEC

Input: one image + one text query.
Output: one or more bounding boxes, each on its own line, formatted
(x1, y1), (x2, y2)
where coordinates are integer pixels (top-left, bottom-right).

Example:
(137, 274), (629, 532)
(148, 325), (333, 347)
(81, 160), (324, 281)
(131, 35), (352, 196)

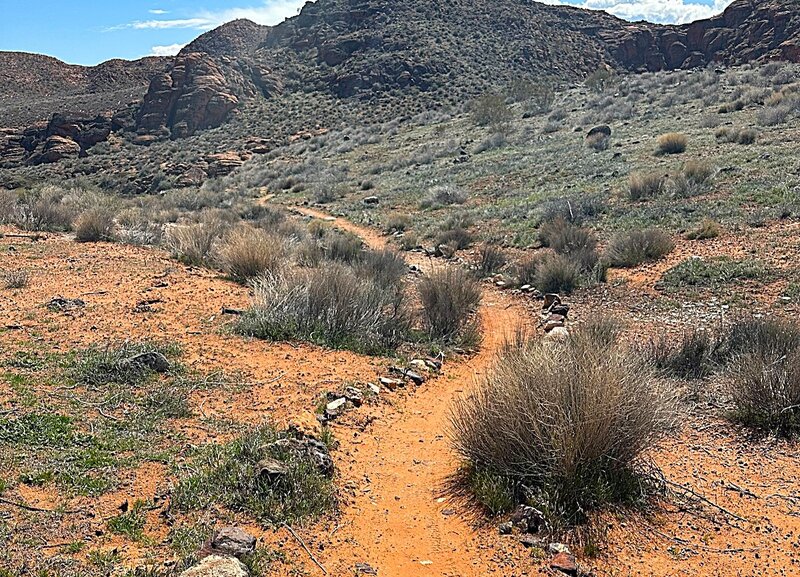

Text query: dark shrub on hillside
(419, 268), (481, 345)
(472, 93), (513, 130)
(534, 253), (581, 294)
(450, 321), (678, 524)
(605, 229), (674, 268)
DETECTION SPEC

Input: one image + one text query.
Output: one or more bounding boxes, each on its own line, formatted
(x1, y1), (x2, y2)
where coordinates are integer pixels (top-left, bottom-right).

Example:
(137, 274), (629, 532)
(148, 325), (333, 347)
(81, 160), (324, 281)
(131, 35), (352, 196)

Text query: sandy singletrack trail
(291, 208), (535, 576)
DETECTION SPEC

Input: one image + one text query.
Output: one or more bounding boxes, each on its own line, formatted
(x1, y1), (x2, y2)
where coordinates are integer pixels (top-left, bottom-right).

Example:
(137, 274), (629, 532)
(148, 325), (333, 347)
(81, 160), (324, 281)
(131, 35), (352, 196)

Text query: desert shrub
(217, 226), (288, 283)
(384, 213), (411, 233)
(172, 425), (335, 525)
(474, 132), (507, 154)
(512, 257), (539, 287)
(419, 267), (481, 344)
(682, 160), (714, 185)
(0, 190), (17, 223)
(74, 206), (117, 242)
(166, 215), (228, 266)
(645, 331), (717, 380)
(450, 321), (677, 525)
(727, 319), (800, 436)
(355, 249), (408, 290)
(605, 229), (674, 268)
(685, 218), (721, 240)
(655, 133), (687, 155)
(586, 68), (615, 93)
(472, 93), (512, 130)
(586, 132), (610, 151)
(323, 231), (363, 263)
(660, 257), (766, 291)
(628, 172), (665, 201)
(420, 185), (467, 209)
(537, 195), (606, 225)
(115, 208), (164, 246)
(71, 341), (180, 388)
(539, 218), (598, 271)
(757, 105), (791, 126)
(237, 263), (409, 354)
(2, 269), (29, 289)
(715, 127), (757, 145)
(15, 186), (76, 232)
(436, 227), (473, 251)
(534, 252), (581, 294)
(477, 243), (507, 277)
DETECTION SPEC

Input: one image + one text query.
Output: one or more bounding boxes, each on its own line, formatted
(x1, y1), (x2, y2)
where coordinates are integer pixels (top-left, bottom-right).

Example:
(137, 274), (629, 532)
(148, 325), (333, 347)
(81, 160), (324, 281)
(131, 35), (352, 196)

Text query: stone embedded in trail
(344, 386), (364, 407)
(550, 303), (570, 317)
(543, 293), (562, 309)
(510, 504), (545, 533)
(180, 554), (249, 577)
(211, 527), (256, 558)
(367, 382), (381, 395)
(325, 397), (347, 418)
(548, 543), (573, 555)
(46, 296), (86, 312)
(498, 521), (513, 535)
(379, 376), (403, 390)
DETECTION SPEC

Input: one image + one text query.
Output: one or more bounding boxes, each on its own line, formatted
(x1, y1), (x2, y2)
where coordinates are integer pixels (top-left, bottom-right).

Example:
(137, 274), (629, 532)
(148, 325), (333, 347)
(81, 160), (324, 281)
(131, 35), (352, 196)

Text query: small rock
(287, 410), (323, 439)
(510, 505), (545, 533)
(548, 543), (572, 555)
(550, 552), (578, 576)
(498, 521), (513, 535)
(46, 296), (86, 312)
(550, 304), (570, 317)
(344, 386), (364, 407)
(211, 527), (256, 558)
(326, 397), (347, 414)
(544, 320), (565, 332)
(587, 125), (612, 139)
(367, 382), (381, 395)
(362, 196), (379, 206)
(520, 284), (531, 291)
(545, 327), (570, 340)
(379, 377), (403, 390)
(543, 293), (561, 309)
(355, 563), (378, 575)
(270, 438), (334, 477)
(127, 351), (170, 373)
(404, 371), (425, 385)
(520, 534), (543, 548)
(180, 555), (249, 577)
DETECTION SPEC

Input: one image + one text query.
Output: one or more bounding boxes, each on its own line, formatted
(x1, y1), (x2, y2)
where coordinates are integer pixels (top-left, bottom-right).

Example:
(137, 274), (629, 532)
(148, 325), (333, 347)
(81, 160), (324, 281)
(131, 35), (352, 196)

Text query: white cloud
(540, 0), (734, 24)
(150, 42), (187, 56)
(149, 9), (169, 15)
(115, 0), (309, 32)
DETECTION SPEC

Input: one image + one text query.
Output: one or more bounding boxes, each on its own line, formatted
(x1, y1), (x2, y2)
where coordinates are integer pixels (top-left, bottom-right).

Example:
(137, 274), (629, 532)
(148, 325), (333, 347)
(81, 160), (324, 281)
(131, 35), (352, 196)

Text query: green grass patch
(659, 257), (768, 291)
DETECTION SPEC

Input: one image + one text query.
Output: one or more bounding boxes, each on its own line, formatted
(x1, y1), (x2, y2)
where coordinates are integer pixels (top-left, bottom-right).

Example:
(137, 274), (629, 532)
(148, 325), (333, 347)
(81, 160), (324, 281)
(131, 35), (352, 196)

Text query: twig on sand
(283, 522), (328, 575)
(665, 479), (747, 523)
(0, 497), (81, 515)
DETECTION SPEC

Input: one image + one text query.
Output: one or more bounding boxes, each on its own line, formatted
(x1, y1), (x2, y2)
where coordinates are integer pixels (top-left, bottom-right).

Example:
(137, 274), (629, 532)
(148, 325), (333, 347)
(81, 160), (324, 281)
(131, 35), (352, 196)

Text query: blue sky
(0, 0), (733, 66)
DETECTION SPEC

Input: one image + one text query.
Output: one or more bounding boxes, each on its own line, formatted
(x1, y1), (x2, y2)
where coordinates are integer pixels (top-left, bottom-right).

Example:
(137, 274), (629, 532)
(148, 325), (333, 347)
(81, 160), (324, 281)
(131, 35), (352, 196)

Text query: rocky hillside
(1, 0), (798, 170)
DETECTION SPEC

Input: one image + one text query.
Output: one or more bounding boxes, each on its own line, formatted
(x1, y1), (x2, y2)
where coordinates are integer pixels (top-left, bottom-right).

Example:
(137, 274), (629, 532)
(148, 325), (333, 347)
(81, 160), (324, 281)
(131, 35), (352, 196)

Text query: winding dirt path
(291, 208), (536, 576)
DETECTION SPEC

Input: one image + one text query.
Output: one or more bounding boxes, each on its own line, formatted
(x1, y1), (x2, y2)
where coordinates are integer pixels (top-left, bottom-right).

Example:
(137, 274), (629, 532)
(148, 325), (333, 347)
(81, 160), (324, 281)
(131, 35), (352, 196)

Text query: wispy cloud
(540, 0), (734, 24)
(112, 0), (308, 32)
(150, 42), (187, 56)
(148, 9), (169, 15)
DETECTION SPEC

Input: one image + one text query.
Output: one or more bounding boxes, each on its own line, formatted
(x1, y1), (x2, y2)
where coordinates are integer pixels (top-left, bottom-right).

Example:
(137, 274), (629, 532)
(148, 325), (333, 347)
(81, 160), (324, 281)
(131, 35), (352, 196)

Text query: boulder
(180, 555), (249, 577)
(29, 135), (80, 165)
(587, 125), (611, 138)
(257, 457), (288, 483)
(550, 552), (578, 576)
(206, 152), (245, 177)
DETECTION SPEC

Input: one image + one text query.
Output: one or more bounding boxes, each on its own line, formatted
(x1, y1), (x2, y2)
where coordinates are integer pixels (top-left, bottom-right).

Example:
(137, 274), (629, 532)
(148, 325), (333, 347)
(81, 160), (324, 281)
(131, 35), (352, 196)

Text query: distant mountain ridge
(1, 0), (798, 168)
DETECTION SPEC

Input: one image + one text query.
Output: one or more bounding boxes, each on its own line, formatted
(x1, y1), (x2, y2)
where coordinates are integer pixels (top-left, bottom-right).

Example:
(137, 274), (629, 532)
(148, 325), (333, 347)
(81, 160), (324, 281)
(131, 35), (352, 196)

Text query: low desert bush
(71, 341), (180, 387)
(420, 185), (468, 209)
(660, 257), (766, 291)
(655, 133), (688, 155)
(419, 267), (481, 345)
(628, 172), (666, 201)
(166, 215), (228, 266)
(472, 93), (512, 130)
(355, 249), (408, 290)
(217, 226), (288, 283)
(645, 331), (717, 380)
(605, 229), (674, 268)
(685, 218), (722, 240)
(727, 318), (800, 436)
(539, 218), (599, 271)
(324, 231), (363, 263)
(74, 207), (117, 242)
(2, 269), (29, 289)
(15, 186), (76, 232)
(586, 132), (610, 151)
(237, 263), (409, 354)
(476, 243), (507, 277)
(172, 425), (335, 525)
(450, 321), (678, 524)
(534, 252), (581, 294)
(715, 127), (757, 145)
(384, 213), (411, 233)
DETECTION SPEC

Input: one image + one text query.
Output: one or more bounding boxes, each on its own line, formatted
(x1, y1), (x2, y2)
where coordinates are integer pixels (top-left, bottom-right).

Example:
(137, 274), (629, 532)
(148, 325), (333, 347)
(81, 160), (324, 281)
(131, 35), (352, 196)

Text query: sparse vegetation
(450, 321), (678, 525)
(419, 267), (481, 345)
(605, 229), (674, 268)
(217, 225), (288, 283)
(74, 206), (117, 242)
(655, 133), (688, 155)
(628, 171), (666, 201)
(660, 257), (767, 291)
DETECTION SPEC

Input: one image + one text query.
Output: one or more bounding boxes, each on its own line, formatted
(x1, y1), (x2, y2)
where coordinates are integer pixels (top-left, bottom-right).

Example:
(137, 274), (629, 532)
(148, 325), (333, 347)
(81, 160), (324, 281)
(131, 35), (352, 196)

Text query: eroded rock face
(136, 52), (240, 139)
(29, 135), (81, 165)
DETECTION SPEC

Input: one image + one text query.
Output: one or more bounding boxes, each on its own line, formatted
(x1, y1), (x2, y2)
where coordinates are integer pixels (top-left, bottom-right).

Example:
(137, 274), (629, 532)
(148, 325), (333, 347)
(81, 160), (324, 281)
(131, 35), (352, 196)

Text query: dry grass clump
(605, 229), (674, 268)
(217, 225), (289, 283)
(586, 132), (610, 151)
(727, 318), (800, 436)
(715, 127), (757, 145)
(14, 186), (76, 232)
(2, 269), (30, 289)
(420, 185), (468, 209)
(450, 320), (678, 524)
(476, 243), (507, 277)
(238, 262), (409, 354)
(419, 267), (481, 345)
(685, 218), (722, 240)
(165, 215), (228, 266)
(534, 252), (581, 295)
(655, 132), (687, 155)
(539, 217), (599, 272)
(74, 206), (117, 243)
(628, 171), (666, 201)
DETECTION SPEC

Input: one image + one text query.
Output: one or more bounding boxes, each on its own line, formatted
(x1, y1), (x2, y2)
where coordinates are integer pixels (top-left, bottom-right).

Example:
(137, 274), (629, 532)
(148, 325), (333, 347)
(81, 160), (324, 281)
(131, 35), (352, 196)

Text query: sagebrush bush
(715, 127), (757, 145)
(728, 318), (800, 436)
(74, 207), (117, 242)
(419, 268), (481, 344)
(450, 321), (678, 524)
(15, 186), (76, 232)
(605, 229), (674, 268)
(586, 132), (610, 151)
(655, 133), (688, 155)
(685, 218), (721, 240)
(420, 185), (468, 209)
(534, 252), (581, 294)
(2, 269), (29, 289)
(628, 172), (665, 201)
(217, 226), (288, 283)
(477, 243), (507, 277)
(472, 93), (512, 129)
(166, 216), (228, 266)
(645, 331), (717, 380)
(355, 248), (408, 290)
(237, 263), (409, 354)
(539, 218), (599, 271)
